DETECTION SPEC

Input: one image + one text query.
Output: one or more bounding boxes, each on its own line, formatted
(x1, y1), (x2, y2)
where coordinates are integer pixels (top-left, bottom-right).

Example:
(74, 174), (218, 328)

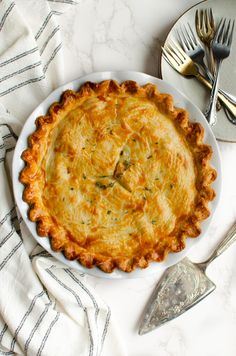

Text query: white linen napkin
(0, 1), (126, 355)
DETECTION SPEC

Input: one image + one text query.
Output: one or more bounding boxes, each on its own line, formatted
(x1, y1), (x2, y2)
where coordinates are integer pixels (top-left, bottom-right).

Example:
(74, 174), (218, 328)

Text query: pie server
(139, 222), (236, 335)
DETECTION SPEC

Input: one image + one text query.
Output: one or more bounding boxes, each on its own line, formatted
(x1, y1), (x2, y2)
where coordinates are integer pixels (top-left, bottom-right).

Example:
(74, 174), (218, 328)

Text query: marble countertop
(60, 1), (236, 355)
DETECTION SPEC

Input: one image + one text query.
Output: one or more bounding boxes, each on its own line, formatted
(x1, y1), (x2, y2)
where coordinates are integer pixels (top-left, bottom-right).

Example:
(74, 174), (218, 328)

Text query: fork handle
(199, 63), (236, 106)
(196, 72), (236, 120)
(204, 60), (221, 126)
(206, 45), (215, 76)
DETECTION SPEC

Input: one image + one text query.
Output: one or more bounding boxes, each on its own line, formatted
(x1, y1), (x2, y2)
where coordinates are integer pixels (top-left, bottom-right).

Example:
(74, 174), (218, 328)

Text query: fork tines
(215, 18), (235, 45)
(163, 41), (182, 62)
(195, 8), (214, 37)
(176, 23), (201, 52)
(162, 40), (189, 67)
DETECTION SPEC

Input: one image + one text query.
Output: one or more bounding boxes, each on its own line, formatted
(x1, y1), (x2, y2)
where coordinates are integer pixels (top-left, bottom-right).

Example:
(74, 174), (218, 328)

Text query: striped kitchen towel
(0, 1), (126, 356)
(0, 0), (73, 129)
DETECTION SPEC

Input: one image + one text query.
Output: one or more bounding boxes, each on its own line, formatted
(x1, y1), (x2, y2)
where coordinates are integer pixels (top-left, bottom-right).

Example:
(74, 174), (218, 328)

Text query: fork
(176, 23), (236, 106)
(195, 8), (215, 74)
(205, 18), (235, 126)
(162, 41), (236, 123)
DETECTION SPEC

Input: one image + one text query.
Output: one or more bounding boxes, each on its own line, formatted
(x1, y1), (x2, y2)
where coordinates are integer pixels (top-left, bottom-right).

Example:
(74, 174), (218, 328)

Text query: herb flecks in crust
(20, 80), (216, 273)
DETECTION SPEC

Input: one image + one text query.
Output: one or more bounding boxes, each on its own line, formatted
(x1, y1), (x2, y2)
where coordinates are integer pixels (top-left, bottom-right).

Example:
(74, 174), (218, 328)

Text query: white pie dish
(12, 70), (222, 279)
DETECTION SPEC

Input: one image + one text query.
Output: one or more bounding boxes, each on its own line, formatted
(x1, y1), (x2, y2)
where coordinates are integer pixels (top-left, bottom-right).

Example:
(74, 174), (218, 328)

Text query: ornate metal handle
(206, 44), (215, 78)
(196, 73), (236, 120)
(198, 222), (236, 271)
(201, 63), (236, 106)
(204, 60), (221, 126)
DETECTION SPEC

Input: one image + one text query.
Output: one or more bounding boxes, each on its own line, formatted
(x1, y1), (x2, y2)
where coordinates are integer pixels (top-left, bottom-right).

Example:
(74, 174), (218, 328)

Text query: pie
(20, 80), (217, 273)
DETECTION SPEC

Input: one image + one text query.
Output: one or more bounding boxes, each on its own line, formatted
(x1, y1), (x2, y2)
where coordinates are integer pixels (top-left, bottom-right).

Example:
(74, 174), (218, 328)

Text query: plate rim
(12, 70), (222, 279)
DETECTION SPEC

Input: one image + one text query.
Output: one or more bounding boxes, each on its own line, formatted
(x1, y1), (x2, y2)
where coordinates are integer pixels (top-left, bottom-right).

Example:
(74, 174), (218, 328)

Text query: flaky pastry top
(20, 80), (216, 272)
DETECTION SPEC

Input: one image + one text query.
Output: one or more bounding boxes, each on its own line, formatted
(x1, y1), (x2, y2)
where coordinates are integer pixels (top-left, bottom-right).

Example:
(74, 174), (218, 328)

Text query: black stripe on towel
(101, 307), (111, 348)
(47, 0), (77, 4)
(0, 226), (15, 248)
(0, 75), (45, 97)
(46, 268), (83, 306)
(0, 47), (38, 68)
(2, 133), (11, 140)
(0, 124), (18, 140)
(46, 268), (94, 356)
(43, 43), (62, 73)
(0, 2), (15, 32)
(0, 323), (8, 342)
(0, 62), (42, 84)
(0, 241), (23, 272)
(35, 11), (61, 40)
(24, 300), (53, 353)
(36, 312), (60, 356)
(0, 349), (14, 355)
(0, 143), (15, 152)
(65, 269), (99, 319)
(40, 26), (60, 55)
(30, 250), (52, 260)
(10, 291), (46, 351)
(0, 207), (16, 226)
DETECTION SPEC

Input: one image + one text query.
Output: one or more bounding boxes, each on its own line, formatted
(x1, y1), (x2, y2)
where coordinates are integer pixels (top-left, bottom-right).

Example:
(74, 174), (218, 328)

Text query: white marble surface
(60, 1), (236, 355)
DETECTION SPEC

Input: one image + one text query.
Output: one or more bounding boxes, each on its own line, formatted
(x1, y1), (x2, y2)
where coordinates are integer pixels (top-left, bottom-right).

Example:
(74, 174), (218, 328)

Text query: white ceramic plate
(12, 70), (222, 279)
(161, 0), (236, 142)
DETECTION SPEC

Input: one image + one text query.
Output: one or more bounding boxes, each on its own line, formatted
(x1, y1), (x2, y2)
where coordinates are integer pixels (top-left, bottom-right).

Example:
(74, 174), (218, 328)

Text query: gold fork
(162, 41), (236, 120)
(195, 8), (215, 74)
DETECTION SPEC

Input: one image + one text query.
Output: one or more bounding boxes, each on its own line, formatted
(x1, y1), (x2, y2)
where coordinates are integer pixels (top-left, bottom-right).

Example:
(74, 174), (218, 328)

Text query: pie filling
(20, 80), (216, 272)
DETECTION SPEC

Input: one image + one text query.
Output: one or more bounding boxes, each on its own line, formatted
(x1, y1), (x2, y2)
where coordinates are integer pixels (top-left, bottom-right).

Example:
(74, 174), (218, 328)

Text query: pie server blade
(139, 222), (236, 335)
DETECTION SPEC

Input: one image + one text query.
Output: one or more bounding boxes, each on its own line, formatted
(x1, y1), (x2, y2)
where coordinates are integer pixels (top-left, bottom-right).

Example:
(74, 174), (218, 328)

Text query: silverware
(176, 23), (236, 106)
(162, 41), (236, 122)
(204, 18), (235, 126)
(195, 8), (215, 74)
(225, 106), (236, 124)
(139, 222), (236, 335)
(195, 10), (236, 125)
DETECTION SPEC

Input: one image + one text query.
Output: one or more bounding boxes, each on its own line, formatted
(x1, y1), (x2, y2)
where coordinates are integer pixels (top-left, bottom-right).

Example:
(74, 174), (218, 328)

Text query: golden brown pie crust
(20, 80), (216, 273)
